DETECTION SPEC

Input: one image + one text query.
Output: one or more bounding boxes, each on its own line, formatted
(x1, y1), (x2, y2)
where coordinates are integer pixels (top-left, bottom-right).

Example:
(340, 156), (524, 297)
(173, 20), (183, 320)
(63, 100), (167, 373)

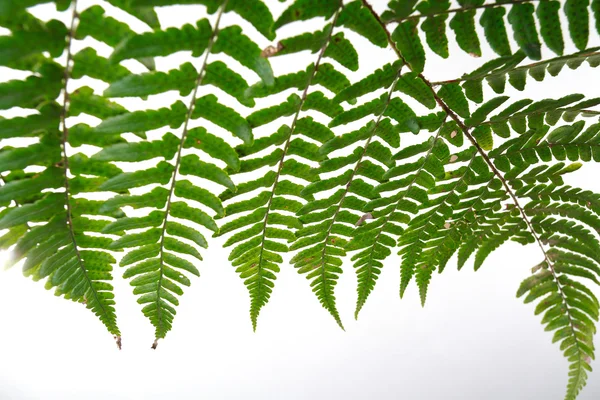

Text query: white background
(1, 1), (600, 399)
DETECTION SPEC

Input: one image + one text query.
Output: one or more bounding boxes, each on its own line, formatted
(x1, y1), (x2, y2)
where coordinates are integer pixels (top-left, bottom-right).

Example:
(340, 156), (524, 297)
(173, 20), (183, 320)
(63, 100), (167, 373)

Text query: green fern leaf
(0, 103), (60, 140)
(450, 10), (481, 57)
(218, 1), (353, 329)
(110, 20), (213, 62)
(0, 19), (67, 65)
(296, 69), (404, 323)
(508, 3), (542, 60)
(594, 0), (600, 35)
(392, 20), (425, 74)
(565, 0), (591, 51)
(421, 15), (449, 58)
(94, 101), (187, 135)
(0, 67), (62, 110)
(93, 0), (261, 343)
(334, 60), (403, 104)
(202, 61), (255, 107)
(274, 0), (339, 30)
(518, 263), (597, 399)
(131, 0), (221, 13)
(225, 0), (275, 40)
(71, 47), (132, 83)
(75, 5), (155, 70)
(212, 25), (274, 85)
(438, 83), (470, 118)
(336, 0), (387, 48)
(192, 94), (252, 144)
(395, 72), (437, 109)
(480, 7), (511, 56)
(106, 0), (160, 28)
(104, 62), (198, 98)
(537, 1), (565, 55)
(1, 1), (599, 390)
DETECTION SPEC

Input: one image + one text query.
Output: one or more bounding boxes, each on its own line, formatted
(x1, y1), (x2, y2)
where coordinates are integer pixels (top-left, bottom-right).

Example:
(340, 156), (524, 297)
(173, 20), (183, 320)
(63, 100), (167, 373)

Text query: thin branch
(153, 0), (229, 348)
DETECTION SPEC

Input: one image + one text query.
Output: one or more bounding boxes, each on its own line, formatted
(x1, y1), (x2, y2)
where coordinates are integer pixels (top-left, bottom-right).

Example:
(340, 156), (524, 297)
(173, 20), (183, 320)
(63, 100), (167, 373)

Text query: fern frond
(72, 47), (132, 84)
(105, 0), (161, 28)
(433, 48), (600, 102)
(355, 5), (599, 397)
(0, 0), (155, 345)
(293, 65), (407, 326)
(132, 0), (276, 39)
(490, 121), (600, 168)
(453, 124), (599, 399)
(446, 88), (599, 142)
(75, 5), (156, 70)
(218, 0), (358, 330)
(345, 112), (446, 315)
(516, 208), (599, 399)
(97, 0), (273, 344)
(438, 100), (600, 400)
(382, 0), (600, 64)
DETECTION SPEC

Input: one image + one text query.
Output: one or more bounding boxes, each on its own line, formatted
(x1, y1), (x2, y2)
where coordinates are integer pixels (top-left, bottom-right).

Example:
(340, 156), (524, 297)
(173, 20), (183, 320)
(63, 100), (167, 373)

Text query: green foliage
(383, 0), (600, 62)
(1, 1), (600, 397)
(434, 49), (600, 102)
(217, 1), (354, 330)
